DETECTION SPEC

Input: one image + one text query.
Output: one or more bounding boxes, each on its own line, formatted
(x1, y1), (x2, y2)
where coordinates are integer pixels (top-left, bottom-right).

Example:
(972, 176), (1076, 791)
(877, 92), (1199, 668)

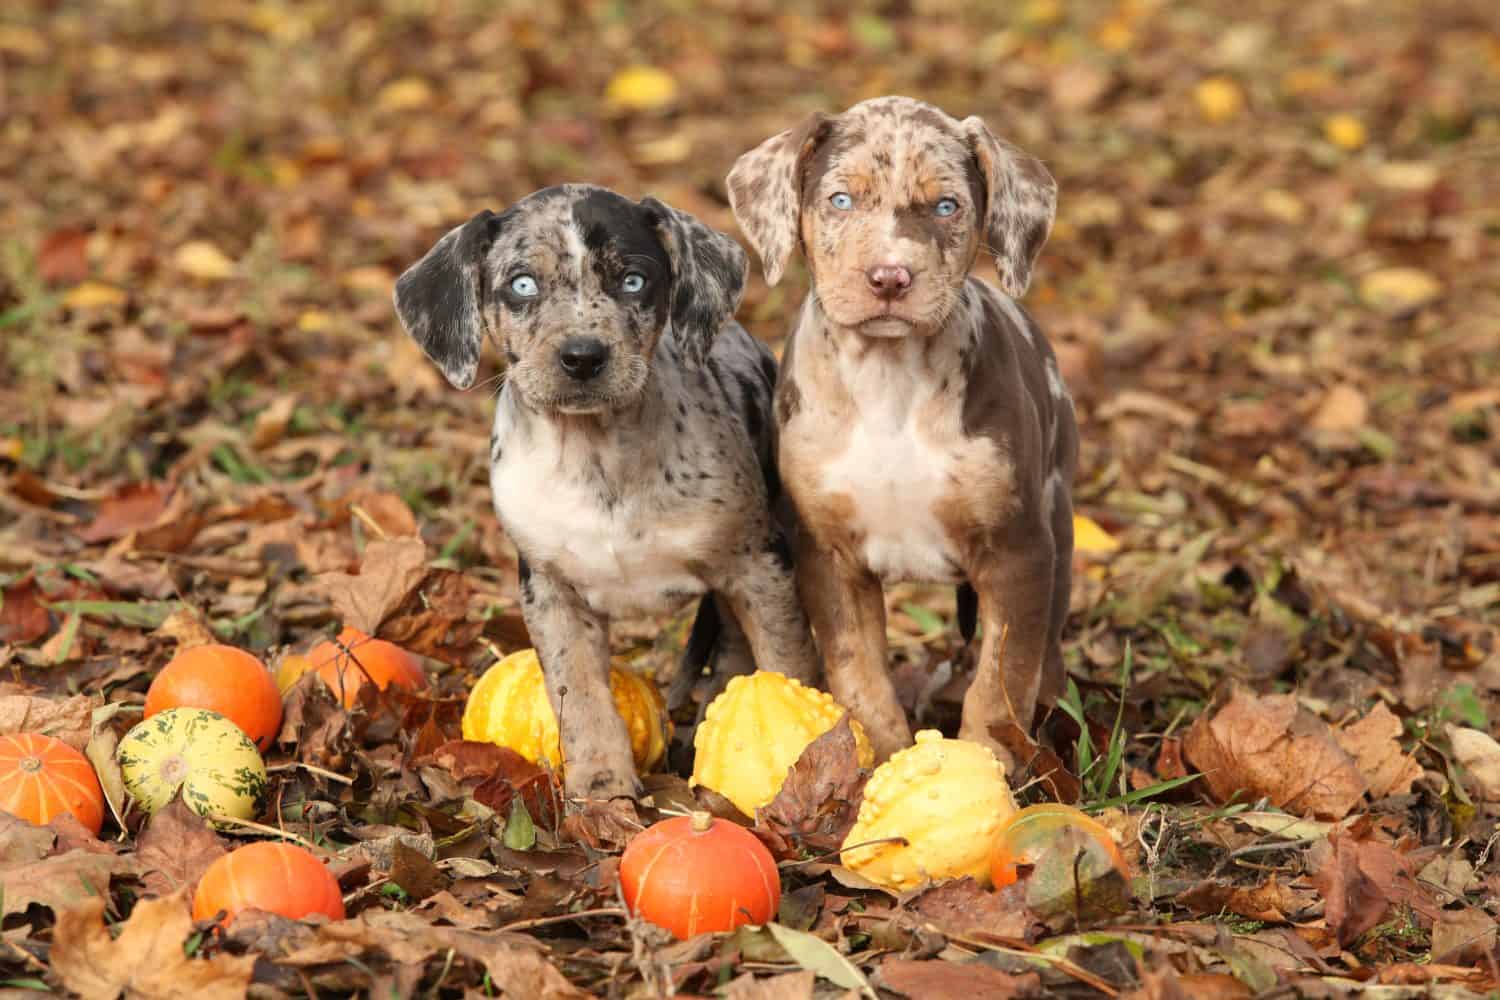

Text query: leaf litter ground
(1, 1), (1498, 997)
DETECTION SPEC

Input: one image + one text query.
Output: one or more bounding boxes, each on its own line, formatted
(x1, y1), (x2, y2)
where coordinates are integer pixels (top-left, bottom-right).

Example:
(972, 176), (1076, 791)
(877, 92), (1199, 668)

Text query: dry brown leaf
(908, 878), (1033, 940)
(879, 958), (1040, 999)
(1310, 384), (1369, 433)
(52, 891), (255, 1000)
(135, 798), (227, 898)
(313, 536), (429, 635)
(79, 483), (170, 543)
(0, 848), (134, 915)
(756, 715), (869, 858)
(0, 577), (51, 644)
(152, 608), (218, 650)
(1177, 875), (1315, 923)
(1183, 686), (1366, 820)
(1446, 725), (1500, 800)
(0, 812), (57, 864)
(1306, 826), (1438, 948)
(1334, 703), (1422, 799)
(1430, 908), (1497, 964)
(724, 970), (817, 1000)
(0, 689), (99, 749)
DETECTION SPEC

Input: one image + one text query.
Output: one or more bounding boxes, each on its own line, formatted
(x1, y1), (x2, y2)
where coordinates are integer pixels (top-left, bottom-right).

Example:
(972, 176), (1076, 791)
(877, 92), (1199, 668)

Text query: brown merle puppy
(727, 97), (1078, 766)
(393, 184), (819, 799)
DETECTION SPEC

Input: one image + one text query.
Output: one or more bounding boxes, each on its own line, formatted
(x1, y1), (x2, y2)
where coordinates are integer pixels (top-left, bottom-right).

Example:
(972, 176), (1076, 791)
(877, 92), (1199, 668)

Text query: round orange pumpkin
(0, 733), (106, 834)
(620, 811), (780, 939)
(145, 644), (283, 750)
(306, 627), (425, 707)
(192, 841), (345, 924)
(990, 803), (1127, 888)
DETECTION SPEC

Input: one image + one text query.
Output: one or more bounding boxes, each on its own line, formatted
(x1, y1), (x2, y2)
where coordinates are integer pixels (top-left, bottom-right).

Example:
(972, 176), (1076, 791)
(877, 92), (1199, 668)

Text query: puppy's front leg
(717, 546), (820, 687)
(794, 537), (911, 761)
(962, 541), (1055, 750)
(520, 561), (639, 800)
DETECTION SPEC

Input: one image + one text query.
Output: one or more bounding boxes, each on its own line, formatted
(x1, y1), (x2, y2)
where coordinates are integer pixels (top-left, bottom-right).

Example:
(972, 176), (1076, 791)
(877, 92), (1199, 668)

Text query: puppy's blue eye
(510, 275), (539, 298)
(830, 192), (854, 211)
(934, 198), (959, 217)
(621, 272), (646, 294)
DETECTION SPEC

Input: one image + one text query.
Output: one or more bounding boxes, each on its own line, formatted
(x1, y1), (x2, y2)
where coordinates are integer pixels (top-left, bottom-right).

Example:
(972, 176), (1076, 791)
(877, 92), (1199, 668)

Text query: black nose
(866, 265), (912, 301)
(558, 337), (609, 381)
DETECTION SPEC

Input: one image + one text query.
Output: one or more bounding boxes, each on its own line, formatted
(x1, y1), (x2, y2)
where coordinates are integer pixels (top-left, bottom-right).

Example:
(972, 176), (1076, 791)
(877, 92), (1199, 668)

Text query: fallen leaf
(908, 878), (1033, 939)
(135, 798), (227, 897)
(152, 607), (218, 650)
(79, 483), (170, 543)
(1310, 384), (1369, 434)
(757, 716), (869, 858)
(313, 536), (430, 635)
(1306, 826), (1438, 948)
(560, 798), (644, 852)
(1073, 515), (1121, 555)
(0, 812), (57, 864)
(51, 891), (255, 1000)
(1183, 686), (1366, 820)
(1430, 907), (1496, 964)
(1334, 703), (1422, 799)
(1324, 114), (1368, 150)
(605, 66), (679, 112)
(879, 958), (1040, 999)
(0, 690), (98, 749)
(38, 227), (91, 285)
(725, 970), (816, 1000)
(1359, 268), (1441, 315)
(389, 839), (450, 901)
(990, 721), (1082, 804)
(766, 921), (875, 997)
(63, 281), (128, 309)
(0, 576), (51, 644)
(1446, 725), (1500, 800)
(1177, 875), (1314, 923)
(377, 76), (434, 112)
(172, 240), (236, 281)
(1195, 77), (1244, 122)
(0, 848), (134, 915)
(250, 394), (299, 449)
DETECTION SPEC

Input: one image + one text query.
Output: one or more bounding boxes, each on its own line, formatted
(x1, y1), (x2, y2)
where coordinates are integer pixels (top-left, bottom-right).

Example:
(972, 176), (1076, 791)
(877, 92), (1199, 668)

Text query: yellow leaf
(1324, 114), (1367, 151)
(173, 241), (236, 281)
(1194, 76), (1244, 123)
(63, 281), (128, 309)
(1260, 189), (1306, 224)
(631, 132), (693, 165)
(604, 66), (679, 112)
(1021, 0), (1063, 26)
(1359, 268), (1441, 314)
(341, 267), (393, 294)
(0, 437), (21, 461)
(377, 77), (433, 112)
(1073, 515), (1120, 554)
(297, 309), (332, 333)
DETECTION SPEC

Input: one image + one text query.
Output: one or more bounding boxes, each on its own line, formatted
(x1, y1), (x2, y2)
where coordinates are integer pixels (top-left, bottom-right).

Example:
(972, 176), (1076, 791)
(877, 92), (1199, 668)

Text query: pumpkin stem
(159, 753), (190, 786)
(19, 755), (42, 774)
(689, 810), (713, 833)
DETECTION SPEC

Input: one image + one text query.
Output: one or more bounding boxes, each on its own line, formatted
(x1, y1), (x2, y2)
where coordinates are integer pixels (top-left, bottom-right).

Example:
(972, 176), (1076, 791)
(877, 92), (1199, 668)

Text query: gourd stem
(689, 810), (713, 832)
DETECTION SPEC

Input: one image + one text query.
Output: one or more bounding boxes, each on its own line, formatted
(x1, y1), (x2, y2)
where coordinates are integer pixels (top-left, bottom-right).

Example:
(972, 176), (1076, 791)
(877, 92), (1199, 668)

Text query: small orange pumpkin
(305, 627), (426, 707)
(620, 811), (780, 939)
(192, 841), (345, 924)
(0, 733), (106, 834)
(145, 644), (283, 750)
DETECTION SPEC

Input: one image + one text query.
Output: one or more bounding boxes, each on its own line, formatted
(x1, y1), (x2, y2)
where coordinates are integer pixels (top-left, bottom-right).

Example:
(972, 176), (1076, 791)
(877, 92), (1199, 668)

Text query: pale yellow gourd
(116, 708), (268, 830)
(461, 649), (669, 773)
(840, 729), (1017, 890)
(691, 672), (874, 817)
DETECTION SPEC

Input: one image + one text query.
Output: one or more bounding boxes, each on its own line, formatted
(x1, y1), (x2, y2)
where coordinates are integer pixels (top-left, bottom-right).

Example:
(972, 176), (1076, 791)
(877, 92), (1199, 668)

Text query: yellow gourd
(116, 708), (268, 830)
(691, 672), (874, 817)
(462, 649), (670, 773)
(841, 730), (1017, 890)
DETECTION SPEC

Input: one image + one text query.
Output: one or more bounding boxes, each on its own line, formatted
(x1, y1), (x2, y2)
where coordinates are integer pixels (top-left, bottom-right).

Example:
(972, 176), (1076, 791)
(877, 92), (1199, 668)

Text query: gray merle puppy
(393, 184), (819, 800)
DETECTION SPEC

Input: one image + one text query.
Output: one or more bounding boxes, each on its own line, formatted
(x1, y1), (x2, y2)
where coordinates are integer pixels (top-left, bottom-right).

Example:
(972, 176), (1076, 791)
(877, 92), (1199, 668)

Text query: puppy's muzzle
(866, 264), (912, 301)
(558, 336), (610, 381)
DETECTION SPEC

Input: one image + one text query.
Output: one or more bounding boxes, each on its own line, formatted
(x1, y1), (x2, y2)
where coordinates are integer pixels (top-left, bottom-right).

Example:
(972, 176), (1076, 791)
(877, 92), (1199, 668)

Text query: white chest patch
(815, 359), (967, 584)
(490, 413), (708, 618)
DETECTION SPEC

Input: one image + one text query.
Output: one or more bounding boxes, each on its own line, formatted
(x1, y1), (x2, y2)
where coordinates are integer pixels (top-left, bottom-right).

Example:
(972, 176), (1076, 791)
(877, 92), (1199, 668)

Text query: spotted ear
(392, 209), (502, 390)
(963, 117), (1057, 298)
(725, 112), (831, 287)
(641, 197), (748, 366)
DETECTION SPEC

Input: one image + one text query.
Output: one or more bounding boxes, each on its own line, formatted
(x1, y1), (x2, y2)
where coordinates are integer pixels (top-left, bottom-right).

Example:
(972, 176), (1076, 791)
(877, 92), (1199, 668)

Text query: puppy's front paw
(566, 762), (642, 802)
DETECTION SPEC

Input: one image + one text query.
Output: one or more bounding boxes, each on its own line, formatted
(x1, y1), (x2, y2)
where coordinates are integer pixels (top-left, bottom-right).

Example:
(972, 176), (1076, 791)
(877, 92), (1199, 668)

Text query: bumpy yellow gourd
(462, 649), (669, 773)
(841, 730), (1017, 890)
(691, 672), (874, 817)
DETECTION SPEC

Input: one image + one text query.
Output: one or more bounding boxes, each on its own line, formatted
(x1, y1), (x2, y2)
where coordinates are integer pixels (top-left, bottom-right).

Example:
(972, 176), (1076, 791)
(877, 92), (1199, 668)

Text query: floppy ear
(725, 112), (830, 287)
(392, 209), (502, 390)
(641, 197), (748, 366)
(962, 117), (1057, 298)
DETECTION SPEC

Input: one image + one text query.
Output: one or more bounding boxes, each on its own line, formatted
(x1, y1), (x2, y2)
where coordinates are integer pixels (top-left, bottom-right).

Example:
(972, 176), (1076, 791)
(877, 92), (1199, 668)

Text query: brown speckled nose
(865, 265), (912, 300)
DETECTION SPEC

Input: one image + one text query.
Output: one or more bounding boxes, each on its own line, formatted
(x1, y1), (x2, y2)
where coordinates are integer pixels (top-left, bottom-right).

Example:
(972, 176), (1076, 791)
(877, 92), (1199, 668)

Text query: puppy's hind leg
(1039, 475), (1074, 709)
(520, 561), (639, 800)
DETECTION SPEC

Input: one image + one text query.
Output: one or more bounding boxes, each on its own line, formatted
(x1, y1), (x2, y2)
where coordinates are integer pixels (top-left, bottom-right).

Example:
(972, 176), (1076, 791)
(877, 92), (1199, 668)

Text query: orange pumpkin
(305, 627), (425, 707)
(620, 811), (780, 939)
(145, 644), (283, 750)
(0, 733), (106, 834)
(990, 803), (1127, 888)
(192, 841), (345, 924)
